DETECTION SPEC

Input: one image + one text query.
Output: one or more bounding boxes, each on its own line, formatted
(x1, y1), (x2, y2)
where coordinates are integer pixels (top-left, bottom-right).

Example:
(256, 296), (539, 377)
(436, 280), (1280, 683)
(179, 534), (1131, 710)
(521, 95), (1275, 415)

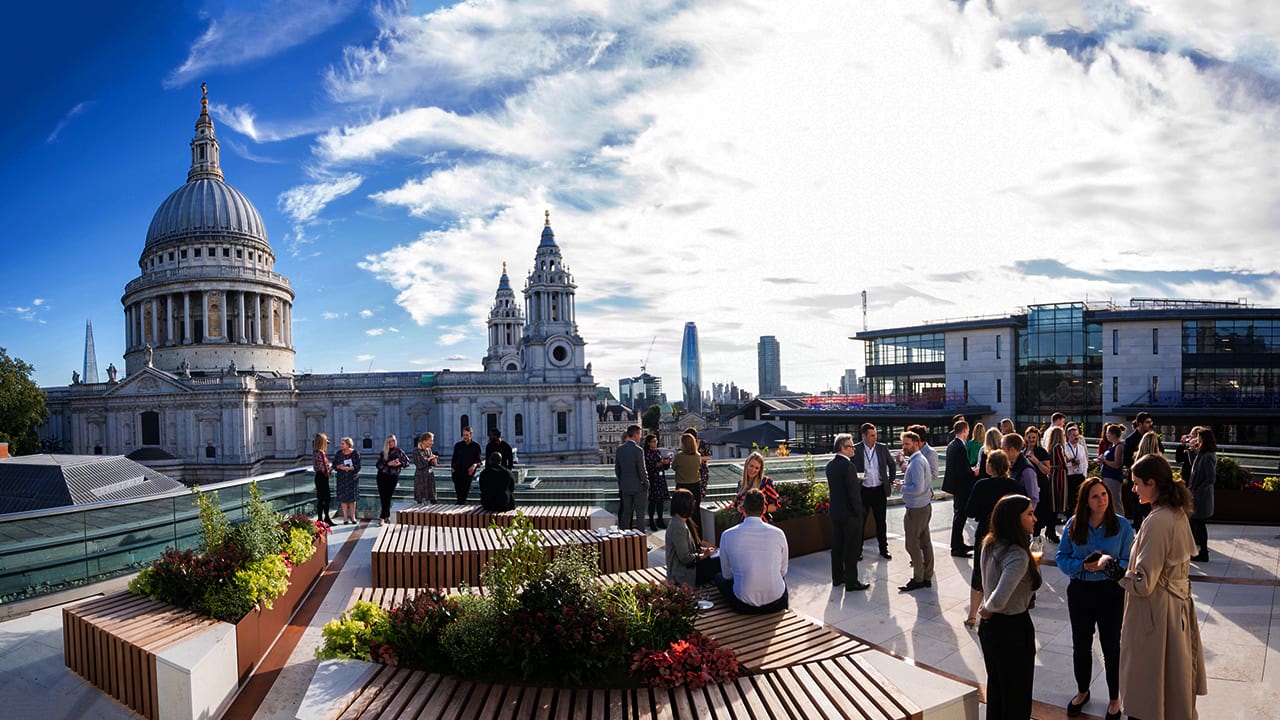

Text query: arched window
(514, 414), (524, 437)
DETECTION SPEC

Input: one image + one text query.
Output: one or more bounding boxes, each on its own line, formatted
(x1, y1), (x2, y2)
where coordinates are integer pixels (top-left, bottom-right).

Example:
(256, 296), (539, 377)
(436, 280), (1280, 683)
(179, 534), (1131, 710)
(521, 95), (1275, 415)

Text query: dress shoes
(898, 579), (928, 592)
(846, 580), (871, 591)
(1104, 709), (1121, 720)
(1066, 691), (1089, 716)
(880, 549), (893, 560)
(1192, 551), (1209, 562)
(950, 549), (973, 558)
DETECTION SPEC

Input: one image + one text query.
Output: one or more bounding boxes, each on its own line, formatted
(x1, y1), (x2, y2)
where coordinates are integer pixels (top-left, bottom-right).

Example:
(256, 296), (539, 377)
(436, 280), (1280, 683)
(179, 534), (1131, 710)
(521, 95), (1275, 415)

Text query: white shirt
(861, 442), (881, 487)
(719, 516), (788, 607)
(1064, 438), (1088, 476)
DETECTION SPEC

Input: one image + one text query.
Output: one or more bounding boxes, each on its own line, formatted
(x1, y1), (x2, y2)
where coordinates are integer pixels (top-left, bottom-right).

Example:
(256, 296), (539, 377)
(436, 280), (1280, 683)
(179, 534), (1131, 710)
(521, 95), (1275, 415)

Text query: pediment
(103, 367), (193, 397)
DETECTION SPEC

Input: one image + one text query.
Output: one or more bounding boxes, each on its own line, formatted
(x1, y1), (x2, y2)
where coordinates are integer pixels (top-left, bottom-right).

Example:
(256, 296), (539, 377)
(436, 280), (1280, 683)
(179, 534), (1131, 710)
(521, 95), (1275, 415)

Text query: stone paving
(0, 502), (1274, 719)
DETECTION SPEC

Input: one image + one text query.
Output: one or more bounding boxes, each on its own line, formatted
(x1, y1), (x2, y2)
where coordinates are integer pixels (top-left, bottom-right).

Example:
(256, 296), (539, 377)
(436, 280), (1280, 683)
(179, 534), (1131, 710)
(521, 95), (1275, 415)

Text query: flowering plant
(1243, 477), (1279, 493)
(630, 631), (739, 688)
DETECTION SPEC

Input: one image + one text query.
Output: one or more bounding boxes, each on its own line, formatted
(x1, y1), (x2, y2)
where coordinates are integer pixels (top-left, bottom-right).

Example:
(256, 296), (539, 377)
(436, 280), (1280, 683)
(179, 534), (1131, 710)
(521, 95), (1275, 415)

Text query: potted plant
(1212, 457), (1280, 524)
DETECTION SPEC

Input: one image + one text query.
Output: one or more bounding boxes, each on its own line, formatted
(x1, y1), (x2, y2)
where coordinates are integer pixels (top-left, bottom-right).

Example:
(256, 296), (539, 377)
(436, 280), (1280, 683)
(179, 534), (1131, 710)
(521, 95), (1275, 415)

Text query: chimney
(0, 443), (9, 459)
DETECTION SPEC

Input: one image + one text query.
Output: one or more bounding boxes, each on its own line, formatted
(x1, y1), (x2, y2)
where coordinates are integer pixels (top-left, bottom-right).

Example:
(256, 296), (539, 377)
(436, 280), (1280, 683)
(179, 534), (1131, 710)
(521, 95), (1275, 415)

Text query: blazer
(852, 442), (896, 497)
(942, 436), (975, 496)
(1188, 451), (1216, 519)
(614, 440), (648, 493)
(825, 453), (864, 523)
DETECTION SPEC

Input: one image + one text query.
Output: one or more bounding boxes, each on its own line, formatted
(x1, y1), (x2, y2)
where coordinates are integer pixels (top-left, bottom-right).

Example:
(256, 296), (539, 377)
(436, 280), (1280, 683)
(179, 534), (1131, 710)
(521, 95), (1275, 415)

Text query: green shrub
(440, 593), (502, 677)
(283, 527), (317, 566)
(232, 483), (286, 562)
(193, 486), (232, 552)
(481, 513), (550, 610)
(317, 601), (390, 661)
(1215, 456), (1253, 490)
(377, 590), (459, 671)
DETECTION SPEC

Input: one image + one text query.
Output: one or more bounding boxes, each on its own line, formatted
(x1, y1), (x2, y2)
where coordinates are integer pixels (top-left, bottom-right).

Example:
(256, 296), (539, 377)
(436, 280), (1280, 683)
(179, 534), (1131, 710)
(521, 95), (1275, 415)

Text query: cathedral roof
(539, 209), (557, 248)
(143, 85), (269, 249)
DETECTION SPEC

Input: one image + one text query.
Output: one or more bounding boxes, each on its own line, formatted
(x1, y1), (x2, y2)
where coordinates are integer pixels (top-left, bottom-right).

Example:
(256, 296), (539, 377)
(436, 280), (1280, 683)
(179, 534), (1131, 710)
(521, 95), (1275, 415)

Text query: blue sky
(2, 0), (1279, 397)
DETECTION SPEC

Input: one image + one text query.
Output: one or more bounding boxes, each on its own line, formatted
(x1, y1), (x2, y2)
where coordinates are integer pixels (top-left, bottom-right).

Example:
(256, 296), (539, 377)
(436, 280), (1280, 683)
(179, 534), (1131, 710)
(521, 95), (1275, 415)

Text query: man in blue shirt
(898, 431), (935, 592)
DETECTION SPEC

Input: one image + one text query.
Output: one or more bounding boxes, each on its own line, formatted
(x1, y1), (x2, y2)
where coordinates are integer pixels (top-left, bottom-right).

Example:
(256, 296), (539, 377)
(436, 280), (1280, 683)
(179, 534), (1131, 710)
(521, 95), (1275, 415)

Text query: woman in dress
(332, 437), (361, 525)
(974, 427), (1003, 480)
(311, 433), (333, 525)
(967, 422), (987, 468)
(1056, 477), (1133, 720)
(478, 452), (516, 512)
(1118, 454), (1206, 719)
(963, 451), (1021, 629)
(1023, 426), (1054, 541)
(1186, 427), (1217, 562)
(733, 451), (780, 518)
(374, 435), (409, 526)
(644, 434), (671, 530)
(411, 431), (439, 504)
(1042, 425), (1069, 542)
(977, 493), (1042, 720)
(665, 488), (717, 587)
(1098, 424), (1127, 518)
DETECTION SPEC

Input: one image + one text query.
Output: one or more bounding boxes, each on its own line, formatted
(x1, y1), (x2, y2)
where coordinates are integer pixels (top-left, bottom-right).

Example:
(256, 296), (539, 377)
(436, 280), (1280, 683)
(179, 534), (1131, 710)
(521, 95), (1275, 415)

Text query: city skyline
(3, 1), (1279, 395)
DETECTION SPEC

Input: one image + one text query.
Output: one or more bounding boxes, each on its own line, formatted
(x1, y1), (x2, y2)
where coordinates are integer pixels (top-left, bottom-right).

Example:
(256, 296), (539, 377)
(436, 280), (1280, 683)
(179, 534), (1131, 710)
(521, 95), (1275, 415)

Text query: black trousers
(1066, 474), (1086, 514)
(376, 471), (398, 520)
(860, 486), (888, 552)
(949, 491), (970, 552)
(830, 514), (862, 585)
(713, 573), (788, 614)
(314, 471), (331, 521)
(978, 611), (1035, 720)
(1067, 580), (1123, 699)
(1034, 476), (1058, 537)
(1190, 518), (1209, 554)
(452, 472), (471, 504)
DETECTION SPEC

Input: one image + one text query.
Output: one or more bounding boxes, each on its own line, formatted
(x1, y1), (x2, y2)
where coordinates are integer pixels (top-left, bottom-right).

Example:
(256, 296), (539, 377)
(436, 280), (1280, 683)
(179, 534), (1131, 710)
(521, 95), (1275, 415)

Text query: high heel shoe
(1104, 710), (1121, 720)
(1066, 691), (1089, 716)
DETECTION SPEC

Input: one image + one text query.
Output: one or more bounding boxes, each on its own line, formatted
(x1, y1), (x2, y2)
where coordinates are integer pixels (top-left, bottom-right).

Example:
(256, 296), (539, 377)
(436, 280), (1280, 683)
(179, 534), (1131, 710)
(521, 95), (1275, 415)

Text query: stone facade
(38, 90), (598, 482)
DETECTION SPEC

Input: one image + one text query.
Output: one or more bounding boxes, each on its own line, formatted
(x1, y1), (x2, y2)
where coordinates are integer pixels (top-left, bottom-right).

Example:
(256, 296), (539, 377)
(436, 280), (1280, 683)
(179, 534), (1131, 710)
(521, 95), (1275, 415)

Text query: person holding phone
(1055, 477), (1133, 719)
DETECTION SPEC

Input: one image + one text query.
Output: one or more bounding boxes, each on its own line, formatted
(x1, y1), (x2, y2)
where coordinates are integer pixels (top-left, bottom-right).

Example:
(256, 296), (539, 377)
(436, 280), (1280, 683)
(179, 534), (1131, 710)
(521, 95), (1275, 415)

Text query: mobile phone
(1084, 550), (1102, 564)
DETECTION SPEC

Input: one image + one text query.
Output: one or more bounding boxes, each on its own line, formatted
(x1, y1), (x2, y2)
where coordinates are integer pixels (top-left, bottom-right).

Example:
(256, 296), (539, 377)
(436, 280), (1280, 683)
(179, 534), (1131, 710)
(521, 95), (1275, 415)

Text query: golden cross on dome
(502, 261), (507, 274)
(544, 209), (550, 227)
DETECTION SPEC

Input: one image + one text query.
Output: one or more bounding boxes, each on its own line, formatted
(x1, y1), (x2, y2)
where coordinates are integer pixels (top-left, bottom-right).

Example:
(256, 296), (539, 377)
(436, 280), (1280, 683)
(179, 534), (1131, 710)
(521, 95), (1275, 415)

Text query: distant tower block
(83, 321), (100, 384)
(681, 322), (702, 414)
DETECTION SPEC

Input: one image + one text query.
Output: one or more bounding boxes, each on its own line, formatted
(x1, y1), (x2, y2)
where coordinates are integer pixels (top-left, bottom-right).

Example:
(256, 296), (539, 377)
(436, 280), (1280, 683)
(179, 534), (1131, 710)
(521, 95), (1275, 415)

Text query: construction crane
(639, 336), (657, 374)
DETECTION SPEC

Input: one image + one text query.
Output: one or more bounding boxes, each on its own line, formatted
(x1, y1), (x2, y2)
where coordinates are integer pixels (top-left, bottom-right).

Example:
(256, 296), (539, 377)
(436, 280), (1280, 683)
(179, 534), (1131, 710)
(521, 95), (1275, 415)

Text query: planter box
(709, 507), (878, 555)
(1211, 489), (1280, 525)
(235, 533), (328, 681)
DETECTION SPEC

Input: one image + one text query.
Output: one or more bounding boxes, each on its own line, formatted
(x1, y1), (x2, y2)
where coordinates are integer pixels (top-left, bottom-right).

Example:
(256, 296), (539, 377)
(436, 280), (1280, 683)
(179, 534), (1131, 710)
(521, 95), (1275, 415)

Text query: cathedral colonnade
(124, 289), (292, 352)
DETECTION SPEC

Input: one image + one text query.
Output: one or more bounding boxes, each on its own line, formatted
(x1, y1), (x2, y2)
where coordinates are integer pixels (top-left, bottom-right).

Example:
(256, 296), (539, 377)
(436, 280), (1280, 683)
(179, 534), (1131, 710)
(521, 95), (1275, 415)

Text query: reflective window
(864, 333), (944, 367)
(1182, 319), (1280, 354)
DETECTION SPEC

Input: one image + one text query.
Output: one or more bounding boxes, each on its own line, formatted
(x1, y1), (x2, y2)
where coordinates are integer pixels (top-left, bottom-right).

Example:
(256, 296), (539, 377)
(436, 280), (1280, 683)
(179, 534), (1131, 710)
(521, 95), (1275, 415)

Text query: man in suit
(614, 424), (648, 530)
(826, 432), (868, 590)
(853, 422), (895, 559)
(944, 420), (976, 557)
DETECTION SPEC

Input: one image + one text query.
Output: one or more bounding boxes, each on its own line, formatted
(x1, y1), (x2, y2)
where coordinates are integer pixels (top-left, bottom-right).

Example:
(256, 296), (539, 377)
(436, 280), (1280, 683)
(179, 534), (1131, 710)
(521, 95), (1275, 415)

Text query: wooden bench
(394, 504), (599, 530)
(370, 526), (648, 588)
(319, 653), (921, 720)
(63, 592), (227, 720)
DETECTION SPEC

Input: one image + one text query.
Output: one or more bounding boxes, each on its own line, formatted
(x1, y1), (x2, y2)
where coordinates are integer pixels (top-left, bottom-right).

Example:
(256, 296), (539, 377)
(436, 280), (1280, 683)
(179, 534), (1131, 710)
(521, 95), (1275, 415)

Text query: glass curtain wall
(863, 333), (945, 403)
(1015, 303), (1102, 433)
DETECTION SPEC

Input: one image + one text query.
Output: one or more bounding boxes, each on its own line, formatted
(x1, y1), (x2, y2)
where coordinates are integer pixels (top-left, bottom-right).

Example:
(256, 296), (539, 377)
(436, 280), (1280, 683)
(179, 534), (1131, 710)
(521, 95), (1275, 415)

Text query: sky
(2, 0), (1279, 399)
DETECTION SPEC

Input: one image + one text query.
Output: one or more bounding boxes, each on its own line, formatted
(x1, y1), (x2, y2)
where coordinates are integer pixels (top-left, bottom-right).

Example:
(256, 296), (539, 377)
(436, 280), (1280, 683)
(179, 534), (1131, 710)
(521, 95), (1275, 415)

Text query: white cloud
(321, 311), (341, 320)
(32, 298), (45, 306)
(355, 354), (375, 362)
(46, 101), (92, 143)
(277, 172), (364, 254)
(314, 0), (1280, 395)
(165, 0), (360, 89)
(359, 309), (374, 318)
(366, 328), (386, 336)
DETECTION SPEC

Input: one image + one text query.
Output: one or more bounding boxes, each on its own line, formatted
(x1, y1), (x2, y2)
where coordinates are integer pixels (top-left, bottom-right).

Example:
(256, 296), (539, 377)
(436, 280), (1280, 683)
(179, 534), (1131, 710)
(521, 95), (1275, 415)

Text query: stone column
(237, 291), (246, 343)
(149, 298), (158, 347)
(220, 290), (229, 340)
(283, 303), (291, 347)
(125, 305), (133, 350)
(253, 293), (262, 343)
(201, 292), (209, 344)
(165, 295), (174, 346)
(183, 292), (192, 344)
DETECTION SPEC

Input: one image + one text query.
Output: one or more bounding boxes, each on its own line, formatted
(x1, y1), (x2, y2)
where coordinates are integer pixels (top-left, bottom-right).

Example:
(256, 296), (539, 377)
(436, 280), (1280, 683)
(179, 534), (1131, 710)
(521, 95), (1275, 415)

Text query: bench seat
(394, 504), (604, 530)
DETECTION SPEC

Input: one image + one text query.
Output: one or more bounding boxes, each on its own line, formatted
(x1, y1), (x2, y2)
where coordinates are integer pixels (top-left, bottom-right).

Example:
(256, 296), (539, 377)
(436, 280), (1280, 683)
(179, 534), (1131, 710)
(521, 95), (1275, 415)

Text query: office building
(680, 322), (702, 414)
(758, 335), (781, 397)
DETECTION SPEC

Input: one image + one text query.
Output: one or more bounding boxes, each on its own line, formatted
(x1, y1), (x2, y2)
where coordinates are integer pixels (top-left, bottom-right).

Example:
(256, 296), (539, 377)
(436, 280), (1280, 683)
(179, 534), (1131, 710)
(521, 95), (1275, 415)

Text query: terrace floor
(1, 501), (1275, 719)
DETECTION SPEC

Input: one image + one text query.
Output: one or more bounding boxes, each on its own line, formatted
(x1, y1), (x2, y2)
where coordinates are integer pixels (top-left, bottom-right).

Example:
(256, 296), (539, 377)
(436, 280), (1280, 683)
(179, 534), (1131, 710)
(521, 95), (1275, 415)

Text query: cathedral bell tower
(483, 263), (524, 372)
(521, 211), (587, 379)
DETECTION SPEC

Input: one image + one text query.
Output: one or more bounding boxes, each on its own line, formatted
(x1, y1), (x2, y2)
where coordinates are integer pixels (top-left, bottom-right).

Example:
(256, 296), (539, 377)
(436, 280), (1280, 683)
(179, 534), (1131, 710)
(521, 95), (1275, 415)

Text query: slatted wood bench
(395, 504), (598, 530)
(370, 525), (648, 588)
(319, 653), (921, 720)
(63, 592), (225, 720)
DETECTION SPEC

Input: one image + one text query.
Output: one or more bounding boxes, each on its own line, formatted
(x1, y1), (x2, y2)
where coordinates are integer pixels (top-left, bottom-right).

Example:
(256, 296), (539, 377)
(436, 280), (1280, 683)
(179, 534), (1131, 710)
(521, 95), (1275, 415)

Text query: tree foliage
(0, 347), (47, 455)
(641, 404), (660, 433)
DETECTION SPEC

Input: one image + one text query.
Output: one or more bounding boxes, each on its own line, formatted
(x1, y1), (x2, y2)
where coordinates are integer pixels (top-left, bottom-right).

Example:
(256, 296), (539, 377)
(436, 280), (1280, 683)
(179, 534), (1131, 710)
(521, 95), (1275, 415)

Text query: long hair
(984, 494), (1042, 590)
(1132, 454), (1193, 514)
(986, 450), (1010, 478)
(312, 433), (329, 451)
(382, 434), (398, 458)
(1195, 427), (1218, 453)
(972, 422), (986, 442)
(984, 427), (1002, 454)
(740, 451), (766, 491)
(1136, 431), (1161, 460)
(1045, 425), (1065, 452)
(1068, 477), (1120, 545)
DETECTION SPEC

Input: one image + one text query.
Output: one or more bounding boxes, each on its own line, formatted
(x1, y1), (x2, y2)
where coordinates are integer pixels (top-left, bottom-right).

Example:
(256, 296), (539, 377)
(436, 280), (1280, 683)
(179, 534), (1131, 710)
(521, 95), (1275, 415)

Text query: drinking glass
(1030, 535), (1044, 564)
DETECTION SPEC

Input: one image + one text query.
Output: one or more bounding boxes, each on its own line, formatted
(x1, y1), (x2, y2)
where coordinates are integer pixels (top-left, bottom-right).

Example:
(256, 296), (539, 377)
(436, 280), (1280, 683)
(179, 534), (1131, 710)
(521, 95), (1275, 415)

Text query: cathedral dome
(145, 178), (268, 248)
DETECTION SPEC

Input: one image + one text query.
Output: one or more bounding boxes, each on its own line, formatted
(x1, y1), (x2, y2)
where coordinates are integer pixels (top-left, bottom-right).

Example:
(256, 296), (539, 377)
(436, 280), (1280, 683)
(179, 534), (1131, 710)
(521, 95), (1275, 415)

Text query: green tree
(641, 404), (660, 434)
(0, 347), (47, 455)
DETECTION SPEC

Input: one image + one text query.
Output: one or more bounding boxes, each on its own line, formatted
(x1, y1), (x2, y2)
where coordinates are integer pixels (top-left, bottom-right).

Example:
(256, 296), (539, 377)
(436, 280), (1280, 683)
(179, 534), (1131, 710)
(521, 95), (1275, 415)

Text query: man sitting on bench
(714, 488), (790, 613)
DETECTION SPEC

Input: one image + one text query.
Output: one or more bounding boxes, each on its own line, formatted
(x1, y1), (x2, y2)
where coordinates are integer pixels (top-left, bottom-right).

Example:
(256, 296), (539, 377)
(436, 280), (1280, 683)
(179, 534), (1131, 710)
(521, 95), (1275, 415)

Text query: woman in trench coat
(1118, 454), (1207, 720)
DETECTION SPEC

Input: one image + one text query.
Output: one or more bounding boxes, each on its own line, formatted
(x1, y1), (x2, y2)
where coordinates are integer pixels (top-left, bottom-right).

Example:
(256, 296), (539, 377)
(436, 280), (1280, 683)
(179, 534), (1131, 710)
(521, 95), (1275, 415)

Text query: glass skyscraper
(758, 335), (781, 397)
(680, 322), (702, 414)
